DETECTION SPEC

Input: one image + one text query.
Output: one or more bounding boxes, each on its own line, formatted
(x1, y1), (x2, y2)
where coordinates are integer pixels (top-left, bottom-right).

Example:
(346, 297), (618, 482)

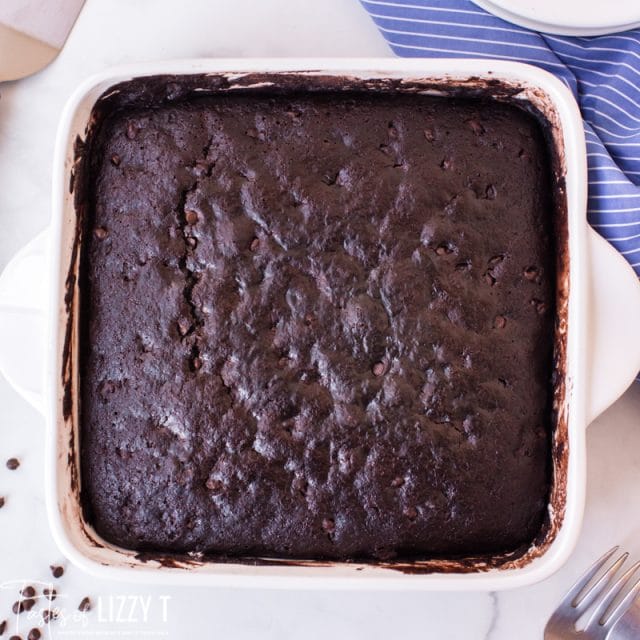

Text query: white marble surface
(0, 1), (639, 638)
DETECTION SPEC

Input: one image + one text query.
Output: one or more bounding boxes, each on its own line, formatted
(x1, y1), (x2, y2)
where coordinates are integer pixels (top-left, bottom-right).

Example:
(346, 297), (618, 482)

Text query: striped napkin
(359, 0), (640, 275)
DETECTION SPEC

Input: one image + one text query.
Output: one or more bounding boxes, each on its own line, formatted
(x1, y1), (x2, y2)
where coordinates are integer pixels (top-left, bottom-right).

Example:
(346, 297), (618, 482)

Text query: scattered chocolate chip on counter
(27, 630), (41, 640)
(78, 597), (91, 613)
(49, 565), (64, 579)
(5, 458), (19, 471)
(0, 496), (5, 509)
(0, 620), (6, 635)
(42, 588), (56, 601)
(20, 586), (35, 599)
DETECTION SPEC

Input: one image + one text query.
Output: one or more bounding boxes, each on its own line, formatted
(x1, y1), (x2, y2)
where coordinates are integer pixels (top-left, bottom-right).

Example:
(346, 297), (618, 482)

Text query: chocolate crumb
(78, 597), (91, 613)
(6, 458), (19, 471)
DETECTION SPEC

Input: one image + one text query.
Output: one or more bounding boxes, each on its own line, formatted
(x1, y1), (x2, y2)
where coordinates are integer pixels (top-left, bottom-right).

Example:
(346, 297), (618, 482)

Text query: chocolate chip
(42, 609), (58, 624)
(21, 586), (35, 599)
(372, 361), (386, 376)
(50, 565), (64, 579)
(485, 184), (497, 200)
(423, 128), (436, 142)
(6, 458), (19, 470)
(523, 266), (538, 281)
(94, 226), (108, 240)
(536, 301), (548, 315)
(322, 518), (335, 533)
(9, 636), (22, 640)
(387, 122), (398, 139)
(110, 154), (121, 167)
(22, 600), (35, 612)
(184, 209), (199, 225)
(391, 476), (404, 488)
(0, 621), (5, 635)
(191, 356), (202, 371)
(0, 496), (5, 508)
(186, 236), (198, 249)
(403, 506), (418, 520)
(78, 597), (91, 613)
(27, 630), (41, 640)
(12, 601), (24, 615)
(43, 588), (56, 601)
(126, 122), (137, 139)
(484, 272), (496, 286)
(440, 158), (452, 170)
(250, 237), (260, 251)
(494, 315), (507, 329)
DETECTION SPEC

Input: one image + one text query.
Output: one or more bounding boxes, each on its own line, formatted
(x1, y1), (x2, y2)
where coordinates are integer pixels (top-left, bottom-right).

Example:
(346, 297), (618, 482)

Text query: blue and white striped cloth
(359, 0), (640, 275)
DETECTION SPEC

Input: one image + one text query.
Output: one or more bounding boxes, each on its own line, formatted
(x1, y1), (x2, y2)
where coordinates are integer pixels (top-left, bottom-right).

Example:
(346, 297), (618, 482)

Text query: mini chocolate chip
(250, 237), (260, 251)
(391, 476), (404, 488)
(0, 496), (5, 508)
(28, 630), (41, 640)
(6, 458), (19, 470)
(536, 301), (548, 315)
(184, 209), (199, 225)
(50, 565), (64, 579)
(372, 362), (386, 376)
(22, 600), (35, 612)
(12, 601), (24, 614)
(423, 128), (436, 142)
(43, 588), (56, 601)
(110, 154), (121, 167)
(523, 266), (538, 281)
(94, 226), (108, 240)
(21, 586), (35, 599)
(485, 184), (497, 199)
(403, 506), (418, 520)
(78, 597), (91, 613)
(322, 518), (335, 533)
(494, 315), (507, 329)
(440, 158), (452, 170)
(192, 357), (202, 371)
(126, 122), (137, 139)
(0, 621), (6, 635)
(9, 636), (21, 640)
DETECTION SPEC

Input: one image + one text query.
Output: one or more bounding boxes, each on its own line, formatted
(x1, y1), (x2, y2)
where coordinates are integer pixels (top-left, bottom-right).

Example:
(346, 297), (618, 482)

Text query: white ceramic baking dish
(2, 58), (640, 590)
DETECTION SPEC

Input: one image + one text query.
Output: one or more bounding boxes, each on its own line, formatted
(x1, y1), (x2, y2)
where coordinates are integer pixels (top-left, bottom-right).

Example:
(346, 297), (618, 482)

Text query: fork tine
(556, 547), (619, 612)
(583, 560), (640, 630)
(600, 570), (640, 629)
(574, 552), (629, 612)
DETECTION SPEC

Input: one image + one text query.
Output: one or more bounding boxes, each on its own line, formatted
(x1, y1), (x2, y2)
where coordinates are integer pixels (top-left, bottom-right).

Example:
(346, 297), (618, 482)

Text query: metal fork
(545, 547), (640, 639)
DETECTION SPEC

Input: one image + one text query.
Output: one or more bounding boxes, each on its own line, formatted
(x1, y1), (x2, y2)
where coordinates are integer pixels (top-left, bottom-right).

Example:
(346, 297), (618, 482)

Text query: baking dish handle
(587, 227), (640, 424)
(0, 230), (48, 415)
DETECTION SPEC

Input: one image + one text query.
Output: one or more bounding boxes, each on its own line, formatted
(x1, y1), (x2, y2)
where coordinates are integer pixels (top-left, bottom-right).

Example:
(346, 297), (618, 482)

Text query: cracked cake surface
(80, 89), (555, 560)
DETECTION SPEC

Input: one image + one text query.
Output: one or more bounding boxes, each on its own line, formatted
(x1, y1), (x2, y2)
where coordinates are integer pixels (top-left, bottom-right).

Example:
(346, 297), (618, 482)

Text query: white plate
(471, 0), (640, 35)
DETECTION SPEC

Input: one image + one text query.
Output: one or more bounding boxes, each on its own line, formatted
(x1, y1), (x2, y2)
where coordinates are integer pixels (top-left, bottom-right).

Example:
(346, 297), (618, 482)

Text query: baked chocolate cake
(80, 86), (555, 560)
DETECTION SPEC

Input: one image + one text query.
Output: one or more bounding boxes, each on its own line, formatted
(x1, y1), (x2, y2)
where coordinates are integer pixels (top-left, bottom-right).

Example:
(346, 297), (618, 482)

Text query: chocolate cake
(80, 85), (556, 560)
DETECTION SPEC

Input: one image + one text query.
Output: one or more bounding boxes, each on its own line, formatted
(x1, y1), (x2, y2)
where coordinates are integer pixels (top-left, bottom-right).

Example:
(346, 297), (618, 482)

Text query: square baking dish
(2, 58), (639, 589)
